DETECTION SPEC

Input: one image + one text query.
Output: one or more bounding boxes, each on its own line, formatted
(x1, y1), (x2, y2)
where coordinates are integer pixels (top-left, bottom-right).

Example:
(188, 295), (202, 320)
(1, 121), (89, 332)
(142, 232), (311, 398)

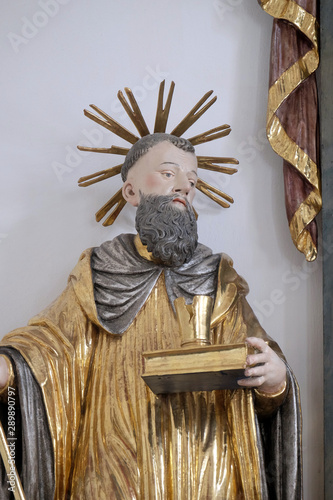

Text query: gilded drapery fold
(258, 0), (321, 261)
(0, 250), (99, 499)
(0, 247), (302, 498)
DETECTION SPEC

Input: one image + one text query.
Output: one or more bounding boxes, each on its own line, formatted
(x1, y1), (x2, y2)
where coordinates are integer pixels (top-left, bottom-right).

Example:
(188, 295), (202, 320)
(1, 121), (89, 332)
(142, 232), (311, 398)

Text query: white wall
(1, 0), (323, 497)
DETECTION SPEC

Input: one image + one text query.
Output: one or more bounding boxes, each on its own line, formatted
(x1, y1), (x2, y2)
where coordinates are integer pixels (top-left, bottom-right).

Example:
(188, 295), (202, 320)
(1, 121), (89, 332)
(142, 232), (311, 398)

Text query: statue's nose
(173, 172), (191, 196)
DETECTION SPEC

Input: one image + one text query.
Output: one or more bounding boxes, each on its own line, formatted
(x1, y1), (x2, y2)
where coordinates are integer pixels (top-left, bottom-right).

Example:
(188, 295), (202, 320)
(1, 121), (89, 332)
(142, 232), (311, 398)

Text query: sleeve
(211, 254), (291, 416)
(0, 347), (55, 500)
(0, 272), (98, 500)
(211, 254), (302, 497)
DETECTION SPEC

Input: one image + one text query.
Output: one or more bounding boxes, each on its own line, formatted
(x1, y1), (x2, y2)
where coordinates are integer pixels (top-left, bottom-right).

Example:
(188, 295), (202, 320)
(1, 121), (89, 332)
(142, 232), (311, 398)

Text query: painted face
(122, 141), (198, 209)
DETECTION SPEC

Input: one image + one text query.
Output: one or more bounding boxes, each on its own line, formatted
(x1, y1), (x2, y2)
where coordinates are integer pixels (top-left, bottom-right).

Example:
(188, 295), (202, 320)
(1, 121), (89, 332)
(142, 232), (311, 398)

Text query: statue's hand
(237, 337), (287, 394)
(0, 356), (9, 389)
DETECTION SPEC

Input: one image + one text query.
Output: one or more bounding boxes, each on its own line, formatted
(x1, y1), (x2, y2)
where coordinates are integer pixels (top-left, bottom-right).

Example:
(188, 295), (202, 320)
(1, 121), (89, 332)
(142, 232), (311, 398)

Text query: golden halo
(77, 80), (238, 226)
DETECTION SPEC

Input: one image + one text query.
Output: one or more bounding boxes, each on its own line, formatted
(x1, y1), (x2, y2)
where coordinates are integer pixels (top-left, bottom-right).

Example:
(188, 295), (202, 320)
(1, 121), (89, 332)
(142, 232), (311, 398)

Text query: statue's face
(122, 141), (198, 208)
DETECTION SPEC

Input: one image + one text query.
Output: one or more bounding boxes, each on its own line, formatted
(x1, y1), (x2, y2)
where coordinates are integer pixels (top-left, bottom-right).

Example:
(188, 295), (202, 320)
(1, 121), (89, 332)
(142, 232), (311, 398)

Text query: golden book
(142, 343), (253, 394)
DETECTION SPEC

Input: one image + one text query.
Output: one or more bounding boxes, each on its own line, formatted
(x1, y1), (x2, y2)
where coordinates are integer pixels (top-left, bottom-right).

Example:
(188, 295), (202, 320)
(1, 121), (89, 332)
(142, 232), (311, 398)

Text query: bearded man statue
(0, 133), (302, 499)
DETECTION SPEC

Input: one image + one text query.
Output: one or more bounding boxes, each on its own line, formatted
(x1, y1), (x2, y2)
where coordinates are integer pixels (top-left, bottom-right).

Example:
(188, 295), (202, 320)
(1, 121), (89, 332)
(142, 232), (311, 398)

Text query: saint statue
(0, 85), (302, 499)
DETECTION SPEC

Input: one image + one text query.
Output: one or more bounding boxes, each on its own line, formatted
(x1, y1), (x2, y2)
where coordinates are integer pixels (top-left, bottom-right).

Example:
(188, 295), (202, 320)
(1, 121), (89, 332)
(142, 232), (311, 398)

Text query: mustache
(139, 192), (192, 212)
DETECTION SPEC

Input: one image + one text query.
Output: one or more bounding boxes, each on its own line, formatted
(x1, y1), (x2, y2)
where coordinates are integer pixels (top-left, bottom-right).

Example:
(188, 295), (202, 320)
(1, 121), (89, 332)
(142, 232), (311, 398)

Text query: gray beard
(135, 193), (198, 267)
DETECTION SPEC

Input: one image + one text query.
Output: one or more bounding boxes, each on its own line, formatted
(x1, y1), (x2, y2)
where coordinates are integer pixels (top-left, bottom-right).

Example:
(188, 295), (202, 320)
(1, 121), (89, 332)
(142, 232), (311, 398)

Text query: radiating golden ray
(78, 165), (122, 187)
(171, 91), (217, 137)
(77, 145), (129, 155)
(198, 162), (238, 175)
(196, 178), (234, 208)
(188, 125), (231, 145)
(197, 156), (239, 165)
(118, 88), (150, 137)
(103, 199), (127, 226)
(84, 106), (139, 144)
(154, 80), (175, 133)
(95, 189), (127, 226)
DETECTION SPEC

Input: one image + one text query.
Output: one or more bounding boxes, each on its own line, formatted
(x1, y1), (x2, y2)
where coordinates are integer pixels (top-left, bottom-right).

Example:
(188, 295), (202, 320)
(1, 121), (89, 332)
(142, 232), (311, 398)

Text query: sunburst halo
(77, 81), (239, 226)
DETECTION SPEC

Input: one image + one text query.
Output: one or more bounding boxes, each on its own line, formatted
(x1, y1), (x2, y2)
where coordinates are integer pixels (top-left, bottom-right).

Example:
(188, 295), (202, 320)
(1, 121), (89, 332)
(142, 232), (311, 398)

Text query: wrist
(254, 377), (288, 417)
(254, 378), (287, 398)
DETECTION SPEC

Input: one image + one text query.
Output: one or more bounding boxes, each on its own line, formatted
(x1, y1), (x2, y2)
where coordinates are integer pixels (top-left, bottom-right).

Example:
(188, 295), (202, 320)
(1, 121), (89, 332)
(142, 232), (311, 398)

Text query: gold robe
(0, 245), (297, 499)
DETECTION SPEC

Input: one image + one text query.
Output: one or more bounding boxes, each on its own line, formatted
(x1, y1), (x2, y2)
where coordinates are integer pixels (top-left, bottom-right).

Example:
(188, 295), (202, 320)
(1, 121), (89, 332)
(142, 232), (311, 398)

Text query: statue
(0, 84), (302, 499)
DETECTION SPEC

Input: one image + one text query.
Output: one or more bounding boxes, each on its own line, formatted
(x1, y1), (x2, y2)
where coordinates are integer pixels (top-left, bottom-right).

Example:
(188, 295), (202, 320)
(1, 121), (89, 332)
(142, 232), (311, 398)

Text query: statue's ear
(122, 181), (140, 207)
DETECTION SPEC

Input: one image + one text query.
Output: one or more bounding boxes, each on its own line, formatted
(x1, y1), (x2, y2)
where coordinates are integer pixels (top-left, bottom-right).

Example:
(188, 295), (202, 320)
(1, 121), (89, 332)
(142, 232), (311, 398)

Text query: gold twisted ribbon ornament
(259, 0), (321, 261)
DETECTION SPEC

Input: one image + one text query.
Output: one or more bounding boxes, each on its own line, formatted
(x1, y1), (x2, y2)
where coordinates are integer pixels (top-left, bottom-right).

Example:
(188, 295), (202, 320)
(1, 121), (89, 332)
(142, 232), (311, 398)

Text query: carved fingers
(237, 337), (287, 394)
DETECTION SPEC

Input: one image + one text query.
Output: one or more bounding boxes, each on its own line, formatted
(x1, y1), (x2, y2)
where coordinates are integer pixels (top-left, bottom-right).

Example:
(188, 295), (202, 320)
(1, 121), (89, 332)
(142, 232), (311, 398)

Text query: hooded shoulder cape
(91, 233), (221, 333)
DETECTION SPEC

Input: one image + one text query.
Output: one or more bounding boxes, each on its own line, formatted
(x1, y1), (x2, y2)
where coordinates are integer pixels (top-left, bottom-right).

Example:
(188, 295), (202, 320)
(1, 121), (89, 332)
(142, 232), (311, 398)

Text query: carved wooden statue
(0, 83), (302, 499)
